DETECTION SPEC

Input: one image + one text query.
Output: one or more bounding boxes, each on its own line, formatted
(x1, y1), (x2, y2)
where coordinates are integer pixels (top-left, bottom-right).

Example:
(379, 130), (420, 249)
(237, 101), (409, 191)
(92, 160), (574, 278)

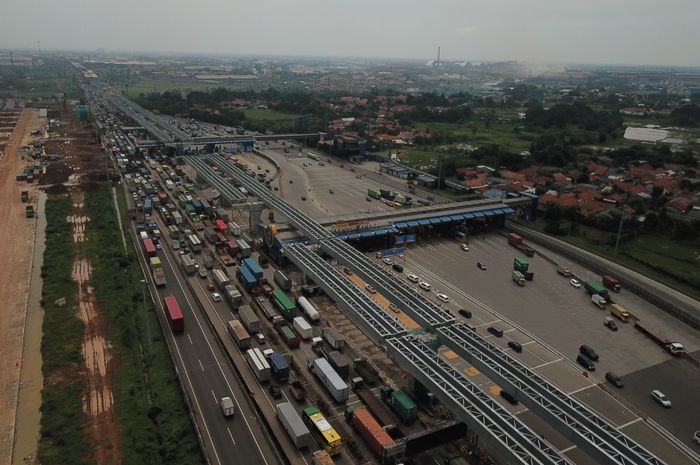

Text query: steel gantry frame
(186, 156), (247, 203)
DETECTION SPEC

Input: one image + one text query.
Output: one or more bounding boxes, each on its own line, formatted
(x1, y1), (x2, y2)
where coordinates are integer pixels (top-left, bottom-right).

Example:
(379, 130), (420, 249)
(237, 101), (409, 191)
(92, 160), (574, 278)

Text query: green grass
(524, 220), (700, 301)
(400, 149), (441, 168)
(124, 80), (223, 98)
(415, 120), (539, 152)
(85, 187), (204, 465)
(240, 108), (297, 122)
(38, 197), (90, 465)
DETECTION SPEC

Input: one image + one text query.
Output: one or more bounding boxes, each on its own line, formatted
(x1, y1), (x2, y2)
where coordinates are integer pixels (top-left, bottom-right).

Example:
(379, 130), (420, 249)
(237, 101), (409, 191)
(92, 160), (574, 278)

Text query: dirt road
(0, 109), (42, 465)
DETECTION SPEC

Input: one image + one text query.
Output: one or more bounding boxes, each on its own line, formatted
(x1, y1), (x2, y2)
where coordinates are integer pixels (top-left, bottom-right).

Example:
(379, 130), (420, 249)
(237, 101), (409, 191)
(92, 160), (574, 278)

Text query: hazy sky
(2, 0), (699, 66)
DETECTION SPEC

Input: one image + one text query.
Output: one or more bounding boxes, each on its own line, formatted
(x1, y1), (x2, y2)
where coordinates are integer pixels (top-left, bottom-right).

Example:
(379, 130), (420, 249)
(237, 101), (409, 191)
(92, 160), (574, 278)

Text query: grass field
(525, 220), (700, 301)
(38, 197), (90, 465)
(85, 188), (204, 465)
(124, 80), (220, 97)
(240, 108), (296, 122)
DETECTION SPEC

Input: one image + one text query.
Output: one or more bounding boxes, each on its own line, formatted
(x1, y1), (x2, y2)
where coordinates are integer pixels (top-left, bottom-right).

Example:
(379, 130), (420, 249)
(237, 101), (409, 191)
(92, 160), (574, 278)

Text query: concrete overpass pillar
(247, 202), (265, 235)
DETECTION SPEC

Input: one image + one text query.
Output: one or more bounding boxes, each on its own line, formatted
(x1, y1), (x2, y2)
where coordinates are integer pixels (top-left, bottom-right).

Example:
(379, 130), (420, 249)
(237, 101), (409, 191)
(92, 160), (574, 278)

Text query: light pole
(140, 279), (152, 360)
(613, 211), (626, 258)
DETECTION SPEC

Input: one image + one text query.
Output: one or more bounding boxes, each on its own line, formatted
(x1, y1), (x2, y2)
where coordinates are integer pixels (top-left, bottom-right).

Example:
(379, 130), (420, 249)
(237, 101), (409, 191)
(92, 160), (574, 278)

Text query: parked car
(255, 333), (266, 344)
(579, 344), (599, 361)
(383, 257), (392, 265)
(570, 279), (581, 288)
(301, 195), (306, 201)
(605, 372), (624, 388)
(477, 262), (487, 270)
(392, 264), (404, 273)
(407, 274), (419, 283)
(508, 340), (523, 353)
(576, 354), (595, 371)
(603, 317), (618, 331)
(460, 244), (470, 252)
(419, 281), (432, 291)
(651, 390), (672, 408)
(437, 293), (450, 303)
(459, 309), (472, 319)
(693, 431), (700, 445)
(365, 284), (377, 294)
(389, 303), (400, 313)
(487, 326), (504, 337)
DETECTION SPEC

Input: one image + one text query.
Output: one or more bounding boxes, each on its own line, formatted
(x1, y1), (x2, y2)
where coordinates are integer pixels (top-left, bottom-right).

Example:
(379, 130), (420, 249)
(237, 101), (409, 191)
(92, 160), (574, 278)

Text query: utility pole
(613, 211), (625, 258)
(140, 279), (152, 361)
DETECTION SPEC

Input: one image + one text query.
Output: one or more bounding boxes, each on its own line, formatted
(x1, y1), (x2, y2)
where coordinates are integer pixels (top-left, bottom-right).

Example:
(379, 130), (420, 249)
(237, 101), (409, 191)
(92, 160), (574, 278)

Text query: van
(220, 397), (235, 417)
(576, 354), (595, 371)
(579, 344), (599, 361)
(487, 326), (504, 337)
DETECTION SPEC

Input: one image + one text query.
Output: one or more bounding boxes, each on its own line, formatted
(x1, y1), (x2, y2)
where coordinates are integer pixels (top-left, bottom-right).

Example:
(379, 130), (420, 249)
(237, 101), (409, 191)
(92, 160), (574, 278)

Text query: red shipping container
(350, 407), (393, 457)
(163, 295), (184, 333)
(216, 219), (228, 233)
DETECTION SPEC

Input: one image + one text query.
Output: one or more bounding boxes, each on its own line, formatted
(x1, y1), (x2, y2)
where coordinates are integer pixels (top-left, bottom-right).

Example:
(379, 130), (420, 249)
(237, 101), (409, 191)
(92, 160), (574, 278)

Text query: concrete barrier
(506, 221), (700, 329)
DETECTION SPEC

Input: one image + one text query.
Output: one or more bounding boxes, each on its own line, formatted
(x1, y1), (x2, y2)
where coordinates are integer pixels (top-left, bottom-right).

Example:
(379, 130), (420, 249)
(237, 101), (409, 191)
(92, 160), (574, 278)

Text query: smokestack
(437, 46), (441, 65)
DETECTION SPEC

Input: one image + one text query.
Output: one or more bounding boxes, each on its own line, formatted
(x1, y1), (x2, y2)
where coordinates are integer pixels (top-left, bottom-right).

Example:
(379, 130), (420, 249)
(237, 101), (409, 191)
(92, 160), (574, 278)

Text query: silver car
(650, 390), (671, 408)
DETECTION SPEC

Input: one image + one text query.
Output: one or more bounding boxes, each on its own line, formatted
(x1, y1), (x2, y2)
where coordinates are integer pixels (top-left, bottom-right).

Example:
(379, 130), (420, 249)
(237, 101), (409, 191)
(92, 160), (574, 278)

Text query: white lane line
(560, 445), (578, 453)
(212, 390), (218, 403)
(187, 333), (193, 344)
(618, 417), (642, 429)
(568, 384), (595, 395)
(532, 359), (562, 369)
(227, 427), (236, 446)
(199, 359), (205, 372)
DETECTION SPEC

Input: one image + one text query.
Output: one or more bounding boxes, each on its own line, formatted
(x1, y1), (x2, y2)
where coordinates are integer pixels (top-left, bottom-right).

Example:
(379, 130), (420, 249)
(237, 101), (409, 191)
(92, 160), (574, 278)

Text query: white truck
(220, 396), (235, 417)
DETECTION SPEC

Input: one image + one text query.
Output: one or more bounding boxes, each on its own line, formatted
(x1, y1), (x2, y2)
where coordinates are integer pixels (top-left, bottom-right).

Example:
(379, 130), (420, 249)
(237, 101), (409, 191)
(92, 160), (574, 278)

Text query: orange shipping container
(350, 407), (393, 457)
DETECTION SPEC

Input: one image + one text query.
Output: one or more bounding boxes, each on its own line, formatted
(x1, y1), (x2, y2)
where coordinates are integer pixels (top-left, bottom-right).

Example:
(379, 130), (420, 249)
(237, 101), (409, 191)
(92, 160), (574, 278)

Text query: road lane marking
(568, 384), (595, 395)
(618, 417), (642, 429)
(187, 334), (193, 344)
(199, 359), (205, 372)
(227, 427), (236, 445)
(212, 390), (218, 402)
(532, 359), (562, 369)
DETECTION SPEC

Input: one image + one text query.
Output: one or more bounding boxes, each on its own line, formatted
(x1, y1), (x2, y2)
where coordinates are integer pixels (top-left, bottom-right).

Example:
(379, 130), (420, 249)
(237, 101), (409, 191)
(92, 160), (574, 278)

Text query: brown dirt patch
(40, 161), (73, 185)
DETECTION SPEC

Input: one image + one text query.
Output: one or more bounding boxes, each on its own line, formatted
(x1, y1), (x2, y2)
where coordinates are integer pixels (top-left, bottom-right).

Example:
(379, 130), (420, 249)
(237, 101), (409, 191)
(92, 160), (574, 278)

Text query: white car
(365, 284), (377, 294)
(383, 257), (392, 265)
(570, 279), (581, 288)
(693, 431), (700, 445)
(407, 274), (419, 283)
(419, 281), (432, 291)
(437, 293), (450, 303)
(460, 244), (470, 252)
(650, 390), (671, 408)
(211, 292), (222, 302)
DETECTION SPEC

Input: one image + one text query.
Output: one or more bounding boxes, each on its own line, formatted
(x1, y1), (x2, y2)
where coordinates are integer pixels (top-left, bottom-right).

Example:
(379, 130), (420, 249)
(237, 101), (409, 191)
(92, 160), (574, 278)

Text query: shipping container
(181, 254), (197, 275)
(212, 268), (231, 289)
(245, 348), (271, 382)
(277, 403), (312, 449)
(226, 239), (240, 256)
(168, 224), (180, 239)
(326, 351), (350, 379)
(346, 406), (393, 457)
(513, 256), (529, 273)
(310, 358), (349, 403)
(243, 258), (264, 280)
(322, 328), (345, 350)
(297, 296), (320, 322)
(238, 238), (252, 257)
(238, 267), (258, 289)
(239, 305), (261, 334)
(223, 285), (242, 308)
(272, 289), (297, 320)
(228, 319), (251, 349)
(278, 325), (300, 348)
(293, 316), (313, 340)
(187, 234), (203, 252)
(229, 221), (241, 237)
(215, 219), (228, 233)
(216, 207), (230, 222)
(204, 227), (218, 244)
(389, 389), (417, 423)
(303, 406), (343, 455)
(269, 353), (290, 381)
(143, 238), (157, 257)
(163, 295), (184, 333)
(256, 296), (280, 321)
(274, 269), (292, 291)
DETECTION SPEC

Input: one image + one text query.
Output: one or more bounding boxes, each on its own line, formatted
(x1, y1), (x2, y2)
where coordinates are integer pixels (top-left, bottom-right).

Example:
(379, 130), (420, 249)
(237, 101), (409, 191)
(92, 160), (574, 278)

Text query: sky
(2, 0), (700, 66)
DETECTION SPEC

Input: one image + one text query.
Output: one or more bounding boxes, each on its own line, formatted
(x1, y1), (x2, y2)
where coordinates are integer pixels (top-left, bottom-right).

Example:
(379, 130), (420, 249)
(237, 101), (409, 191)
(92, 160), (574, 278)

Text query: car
(383, 257), (392, 265)
(570, 279), (581, 288)
(487, 326), (504, 337)
(579, 344), (599, 361)
(211, 292), (222, 302)
(437, 293), (450, 303)
(375, 252), (383, 258)
(389, 303), (400, 313)
(693, 431), (700, 446)
(576, 354), (596, 371)
(650, 390), (672, 408)
(255, 333), (266, 344)
(508, 340), (523, 353)
(268, 385), (282, 399)
(301, 195), (306, 201)
(407, 274), (419, 283)
(392, 264), (404, 273)
(500, 389), (518, 405)
(459, 309), (472, 319)
(289, 179), (293, 183)
(366, 196), (372, 202)
(460, 244), (470, 252)
(605, 372), (624, 388)
(419, 281), (432, 291)
(603, 317), (618, 331)
(207, 282), (215, 291)
(365, 284), (377, 294)
(477, 262), (487, 270)
(342, 266), (353, 275)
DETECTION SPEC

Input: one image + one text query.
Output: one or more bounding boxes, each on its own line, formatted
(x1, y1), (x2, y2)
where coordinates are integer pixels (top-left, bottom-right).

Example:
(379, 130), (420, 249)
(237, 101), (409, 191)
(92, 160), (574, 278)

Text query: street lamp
(140, 279), (152, 360)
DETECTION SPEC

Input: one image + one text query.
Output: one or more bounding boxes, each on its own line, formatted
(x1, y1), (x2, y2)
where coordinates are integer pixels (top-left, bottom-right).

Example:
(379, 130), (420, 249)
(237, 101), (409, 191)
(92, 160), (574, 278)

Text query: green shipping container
(272, 289), (296, 319)
(367, 187), (381, 199)
(185, 203), (195, 215)
(391, 390), (417, 423)
(281, 326), (295, 339)
(584, 280), (606, 295)
(513, 257), (529, 273)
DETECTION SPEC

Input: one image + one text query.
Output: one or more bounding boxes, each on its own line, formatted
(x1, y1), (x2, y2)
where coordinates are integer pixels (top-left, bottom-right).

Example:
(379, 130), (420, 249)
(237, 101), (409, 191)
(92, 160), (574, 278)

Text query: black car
(268, 385), (282, 399)
(605, 372), (624, 388)
(579, 344), (599, 361)
(487, 326), (504, 337)
(458, 309), (472, 319)
(477, 262), (487, 270)
(500, 390), (518, 405)
(392, 264), (404, 273)
(507, 340), (523, 353)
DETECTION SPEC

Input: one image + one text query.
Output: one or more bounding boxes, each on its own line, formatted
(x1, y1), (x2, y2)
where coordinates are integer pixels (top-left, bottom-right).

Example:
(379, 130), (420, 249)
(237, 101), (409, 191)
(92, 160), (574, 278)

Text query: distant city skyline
(2, 0), (699, 67)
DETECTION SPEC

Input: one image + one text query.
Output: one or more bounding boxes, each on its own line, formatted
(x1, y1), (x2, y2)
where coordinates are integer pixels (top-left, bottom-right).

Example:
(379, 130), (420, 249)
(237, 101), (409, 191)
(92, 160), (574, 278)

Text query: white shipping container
(322, 327), (345, 350)
(239, 305), (260, 334)
(311, 357), (348, 403)
(245, 348), (271, 382)
(293, 316), (312, 340)
(297, 297), (320, 322)
(276, 403), (311, 449)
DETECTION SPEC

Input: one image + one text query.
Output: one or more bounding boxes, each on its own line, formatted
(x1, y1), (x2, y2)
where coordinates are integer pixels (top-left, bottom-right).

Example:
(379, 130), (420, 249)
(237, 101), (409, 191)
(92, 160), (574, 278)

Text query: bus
(272, 289), (296, 319)
(307, 153), (320, 161)
(163, 295), (184, 333)
(302, 406), (343, 455)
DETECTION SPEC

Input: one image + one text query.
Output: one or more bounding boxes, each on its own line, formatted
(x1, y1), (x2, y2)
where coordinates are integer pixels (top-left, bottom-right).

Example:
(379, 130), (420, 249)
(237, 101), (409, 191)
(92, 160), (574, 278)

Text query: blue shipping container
(269, 353), (289, 380)
(238, 267), (257, 288)
(243, 258), (264, 280)
(144, 198), (153, 214)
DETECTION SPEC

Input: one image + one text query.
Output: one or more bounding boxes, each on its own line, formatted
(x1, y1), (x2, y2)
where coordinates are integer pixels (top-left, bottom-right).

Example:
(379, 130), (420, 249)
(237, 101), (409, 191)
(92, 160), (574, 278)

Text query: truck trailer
(309, 357), (349, 403)
(634, 320), (685, 355)
(276, 402), (311, 449)
(512, 270), (525, 286)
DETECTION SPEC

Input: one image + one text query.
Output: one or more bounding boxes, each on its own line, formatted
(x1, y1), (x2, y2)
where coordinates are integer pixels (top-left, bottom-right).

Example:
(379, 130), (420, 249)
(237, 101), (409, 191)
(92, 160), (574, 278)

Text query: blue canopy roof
(473, 212), (485, 218)
(418, 219), (431, 226)
(395, 222), (408, 229)
(429, 217), (442, 224)
(348, 233), (362, 240)
(407, 220), (419, 227)
(360, 231), (375, 238)
(483, 210), (496, 217)
(463, 212), (475, 219)
(450, 214), (465, 221)
(501, 207), (515, 214)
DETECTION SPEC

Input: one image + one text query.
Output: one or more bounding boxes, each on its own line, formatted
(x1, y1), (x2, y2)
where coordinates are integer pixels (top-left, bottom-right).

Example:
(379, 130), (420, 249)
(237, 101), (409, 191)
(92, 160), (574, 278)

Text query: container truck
(610, 303), (631, 322)
(277, 324), (300, 349)
(297, 296), (320, 322)
(215, 219), (228, 233)
(223, 285), (242, 308)
(276, 402), (311, 449)
(204, 228), (218, 244)
(507, 232), (535, 257)
(220, 397), (235, 417)
(356, 387), (399, 427)
(327, 351), (350, 379)
(168, 224), (180, 238)
(303, 406), (343, 455)
(274, 269), (292, 291)
(246, 348), (271, 382)
(272, 289), (297, 320)
(172, 211), (183, 225)
(312, 450), (334, 465)
(229, 221), (241, 237)
(512, 270), (525, 286)
(181, 254), (197, 275)
(150, 257), (167, 287)
(293, 316), (313, 340)
(513, 256), (529, 273)
(382, 388), (417, 423)
(212, 268), (231, 290)
(144, 198), (153, 214)
(345, 405), (393, 458)
(603, 275), (622, 292)
(243, 258), (264, 281)
(269, 353), (290, 381)
(143, 238), (157, 257)
(238, 239), (252, 258)
(228, 319), (251, 349)
(591, 294), (607, 309)
(187, 234), (203, 253)
(634, 320), (686, 355)
(239, 305), (261, 334)
(216, 207), (230, 222)
(164, 295), (184, 333)
(309, 357), (349, 403)
(237, 267), (258, 290)
(322, 328), (345, 350)
(255, 296), (280, 321)
(226, 239), (240, 256)
(584, 280), (609, 299)
(139, 231), (149, 241)
(367, 187), (381, 199)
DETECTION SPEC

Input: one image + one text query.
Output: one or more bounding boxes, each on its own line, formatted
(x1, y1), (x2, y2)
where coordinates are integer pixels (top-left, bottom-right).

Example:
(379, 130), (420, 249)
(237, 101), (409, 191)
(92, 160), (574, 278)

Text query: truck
(297, 296), (320, 322)
(269, 353), (290, 381)
(20, 190), (29, 202)
(345, 405), (394, 458)
(187, 234), (203, 253)
(228, 319), (251, 349)
(382, 388), (417, 423)
(277, 324), (300, 349)
(523, 269), (534, 281)
(556, 266), (572, 277)
(246, 348), (271, 382)
(237, 267), (258, 290)
(216, 207), (230, 222)
(168, 224), (180, 239)
(322, 328), (345, 350)
(289, 377), (306, 401)
(634, 320), (686, 355)
(164, 295), (184, 333)
(274, 269), (292, 291)
(144, 197), (153, 214)
(220, 397), (235, 417)
(293, 316), (313, 340)
(591, 294), (607, 309)
(603, 275), (622, 292)
(226, 239), (240, 257)
(367, 187), (381, 199)
(326, 351), (351, 379)
(172, 211), (183, 225)
(143, 238), (157, 257)
(229, 221), (241, 237)
(240, 305), (261, 334)
(309, 357), (349, 403)
(610, 303), (631, 322)
(243, 258), (264, 281)
(584, 280), (610, 300)
(223, 284), (242, 308)
(513, 256), (529, 273)
(272, 289), (297, 320)
(181, 254), (197, 275)
(507, 232), (535, 257)
(238, 239), (252, 258)
(25, 205), (35, 218)
(212, 268), (231, 290)
(512, 270), (525, 286)
(255, 296), (280, 321)
(276, 402), (311, 449)
(204, 227), (218, 244)
(312, 450), (334, 465)
(150, 257), (167, 287)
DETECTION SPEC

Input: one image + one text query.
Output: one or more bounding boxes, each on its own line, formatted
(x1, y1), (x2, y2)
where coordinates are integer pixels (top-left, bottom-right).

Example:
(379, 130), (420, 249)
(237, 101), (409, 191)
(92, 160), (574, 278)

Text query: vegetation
(39, 197), (90, 465)
(85, 187), (204, 465)
(672, 104), (700, 127)
(0, 61), (83, 100)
